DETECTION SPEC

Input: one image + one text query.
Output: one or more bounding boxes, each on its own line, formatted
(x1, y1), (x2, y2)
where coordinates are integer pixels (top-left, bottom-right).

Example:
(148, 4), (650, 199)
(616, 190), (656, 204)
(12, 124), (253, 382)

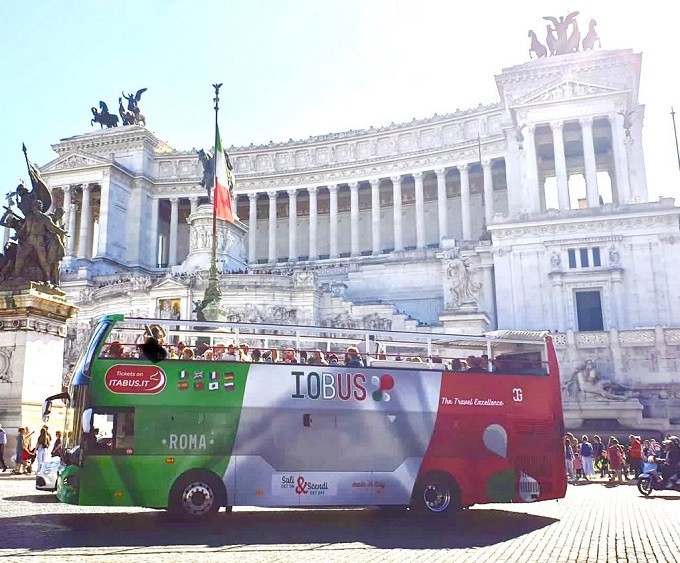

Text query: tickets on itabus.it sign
(104, 364), (167, 394)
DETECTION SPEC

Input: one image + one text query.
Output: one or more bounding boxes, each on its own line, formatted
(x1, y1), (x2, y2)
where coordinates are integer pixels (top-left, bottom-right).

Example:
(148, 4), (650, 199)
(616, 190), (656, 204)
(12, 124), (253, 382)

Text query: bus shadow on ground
(3, 494), (60, 503)
(0, 508), (558, 551)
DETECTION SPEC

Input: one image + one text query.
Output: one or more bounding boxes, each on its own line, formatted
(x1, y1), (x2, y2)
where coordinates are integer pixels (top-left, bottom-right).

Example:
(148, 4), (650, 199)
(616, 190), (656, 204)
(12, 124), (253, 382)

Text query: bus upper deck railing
(96, 316), (551, 375)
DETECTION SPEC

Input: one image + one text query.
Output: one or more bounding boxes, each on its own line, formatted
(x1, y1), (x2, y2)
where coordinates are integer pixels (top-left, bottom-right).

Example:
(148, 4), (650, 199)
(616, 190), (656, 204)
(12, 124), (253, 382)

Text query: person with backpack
(580, 435), (594, 480)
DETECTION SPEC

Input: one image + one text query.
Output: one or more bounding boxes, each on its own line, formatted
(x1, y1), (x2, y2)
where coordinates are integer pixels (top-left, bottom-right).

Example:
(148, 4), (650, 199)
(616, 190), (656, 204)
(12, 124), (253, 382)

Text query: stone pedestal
(0, 285), (78, 466)
(439, 307), (491, 335)
(563, 398), (673, 432)
(174, 204), (247, 275)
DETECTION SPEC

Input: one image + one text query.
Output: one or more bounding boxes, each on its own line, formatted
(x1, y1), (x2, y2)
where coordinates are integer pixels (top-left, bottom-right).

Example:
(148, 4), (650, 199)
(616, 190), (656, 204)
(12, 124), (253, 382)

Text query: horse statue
(118, 97), (135, 126)
(91, 101), (119, 128)
(528, 30), (547, 59)
(582, 19), (601, 51)
(566, 19), (581, 53)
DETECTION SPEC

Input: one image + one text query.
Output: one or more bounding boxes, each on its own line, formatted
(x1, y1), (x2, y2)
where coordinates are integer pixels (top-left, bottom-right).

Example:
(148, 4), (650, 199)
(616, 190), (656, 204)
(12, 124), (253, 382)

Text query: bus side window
(86, 410), (134, 454)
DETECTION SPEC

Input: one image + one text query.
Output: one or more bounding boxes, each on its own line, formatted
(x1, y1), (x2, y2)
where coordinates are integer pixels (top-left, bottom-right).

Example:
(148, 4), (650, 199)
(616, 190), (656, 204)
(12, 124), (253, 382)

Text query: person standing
(564, 437), (575, 483)
(51, 431), (62, 458)
(35, 427), (50, 472)
(629, 435), (643, 478)
(607, 437), (625, 485)
(580, 435), (594, 481)
(13, 427), (25, 474)
(0, 424), (8, 472)
(592, 435), (605, 477)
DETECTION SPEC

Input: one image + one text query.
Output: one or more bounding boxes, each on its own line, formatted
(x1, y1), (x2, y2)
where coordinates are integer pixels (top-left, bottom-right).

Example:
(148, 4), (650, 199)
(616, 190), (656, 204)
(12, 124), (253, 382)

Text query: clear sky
(1, 1), (679, 203)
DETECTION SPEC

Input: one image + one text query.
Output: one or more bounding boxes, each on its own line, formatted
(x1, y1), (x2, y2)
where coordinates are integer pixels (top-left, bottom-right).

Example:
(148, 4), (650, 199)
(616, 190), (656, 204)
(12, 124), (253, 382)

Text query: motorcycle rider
(661, 436), (680, 488)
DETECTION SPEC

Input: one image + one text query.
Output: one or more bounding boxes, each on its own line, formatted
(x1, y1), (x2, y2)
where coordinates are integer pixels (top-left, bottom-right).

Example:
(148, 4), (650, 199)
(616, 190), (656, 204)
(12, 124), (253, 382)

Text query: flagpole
(204, 83), (223, 308)
(672, 107), (680, 175)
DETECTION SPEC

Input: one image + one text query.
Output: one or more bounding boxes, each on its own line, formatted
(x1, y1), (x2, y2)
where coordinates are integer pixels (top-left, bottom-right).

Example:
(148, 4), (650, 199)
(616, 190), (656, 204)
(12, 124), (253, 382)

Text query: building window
(566, 247), (601, 269)
(592, 247), (601, 267)
(575, 290), (604, 331)
(568, 249), (577, 269)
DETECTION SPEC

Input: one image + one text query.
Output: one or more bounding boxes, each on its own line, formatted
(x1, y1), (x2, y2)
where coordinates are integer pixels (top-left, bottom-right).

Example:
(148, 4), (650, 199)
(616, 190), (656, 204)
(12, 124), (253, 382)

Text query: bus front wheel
(411, 472), (461, 516)
(168, 470), (226, 520)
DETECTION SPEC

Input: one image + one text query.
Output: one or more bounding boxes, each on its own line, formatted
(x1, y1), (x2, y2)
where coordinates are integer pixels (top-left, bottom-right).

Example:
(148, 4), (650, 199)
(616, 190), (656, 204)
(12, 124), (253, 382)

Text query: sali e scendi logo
(291, 371), (395, 402)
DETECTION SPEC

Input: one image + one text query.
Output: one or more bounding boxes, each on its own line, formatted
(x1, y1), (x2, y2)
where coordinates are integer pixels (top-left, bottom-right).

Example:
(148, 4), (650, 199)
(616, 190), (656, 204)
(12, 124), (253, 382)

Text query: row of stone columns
(247, 162), (496, 264)
(530, 114), (631, 211)
(57, 184), (93, 259)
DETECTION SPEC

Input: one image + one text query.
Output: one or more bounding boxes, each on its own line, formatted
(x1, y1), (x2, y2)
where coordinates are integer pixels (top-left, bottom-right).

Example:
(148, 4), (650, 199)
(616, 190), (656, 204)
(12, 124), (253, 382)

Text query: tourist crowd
(1, 424), (62, 475)
(564, 433), (680, 487)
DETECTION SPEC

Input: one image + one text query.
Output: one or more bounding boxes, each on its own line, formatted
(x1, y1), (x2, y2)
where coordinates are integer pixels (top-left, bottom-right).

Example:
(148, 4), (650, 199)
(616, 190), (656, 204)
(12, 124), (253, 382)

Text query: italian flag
(214, 126), (234, 223)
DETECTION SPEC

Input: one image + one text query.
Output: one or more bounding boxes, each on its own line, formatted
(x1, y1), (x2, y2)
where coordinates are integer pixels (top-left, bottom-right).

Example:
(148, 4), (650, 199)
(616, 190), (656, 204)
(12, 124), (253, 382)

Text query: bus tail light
(165, 458), (175, 464)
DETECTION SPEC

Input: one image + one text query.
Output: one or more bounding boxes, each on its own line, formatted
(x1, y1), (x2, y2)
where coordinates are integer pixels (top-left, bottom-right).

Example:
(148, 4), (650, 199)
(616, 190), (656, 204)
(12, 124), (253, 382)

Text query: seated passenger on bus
(480, 354), (493, 372)
(220, 343), (238, 362)
(203, 349), (214, 361)
(176, 342), (187, 358)
(104, 341), (124, 359)
(168, 346), (178, 360)
(239, 343), (253, 362)
(450, 358), (463, 371)
(466, 356), (486, 373)
(346, 346), (364, 368)
(282, 348), (297, 364)
(251, 348), (263, 362)
(328, 353), (340, 366)
(181, 348), (195, 361)
(307, 349), (328, 366)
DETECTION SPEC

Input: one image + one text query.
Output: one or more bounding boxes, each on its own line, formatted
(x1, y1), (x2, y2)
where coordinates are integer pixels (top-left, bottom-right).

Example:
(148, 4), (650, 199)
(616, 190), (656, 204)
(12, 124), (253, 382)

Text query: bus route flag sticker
(224, 372), (235, 391)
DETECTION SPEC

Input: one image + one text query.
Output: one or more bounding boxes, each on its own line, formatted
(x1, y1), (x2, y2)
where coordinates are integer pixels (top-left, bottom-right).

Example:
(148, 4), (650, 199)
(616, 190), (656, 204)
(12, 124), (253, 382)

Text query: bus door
(79, 408), (137, 506)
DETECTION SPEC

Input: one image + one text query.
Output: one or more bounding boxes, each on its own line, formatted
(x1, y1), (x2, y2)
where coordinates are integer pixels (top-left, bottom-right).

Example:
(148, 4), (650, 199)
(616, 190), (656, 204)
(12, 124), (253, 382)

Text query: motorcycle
(637, 468), (680, 496)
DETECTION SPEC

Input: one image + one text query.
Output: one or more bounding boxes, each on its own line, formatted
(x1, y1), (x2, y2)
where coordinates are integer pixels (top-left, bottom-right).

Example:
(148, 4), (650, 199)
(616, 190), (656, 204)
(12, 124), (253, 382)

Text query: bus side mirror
(82, 408), (93, 434)
(42, 400), (52, 423)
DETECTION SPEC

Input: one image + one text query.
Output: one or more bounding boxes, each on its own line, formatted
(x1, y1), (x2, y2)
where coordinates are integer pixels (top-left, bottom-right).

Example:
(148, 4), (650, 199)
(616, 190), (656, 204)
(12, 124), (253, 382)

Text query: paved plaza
(0, 476), (678, 562)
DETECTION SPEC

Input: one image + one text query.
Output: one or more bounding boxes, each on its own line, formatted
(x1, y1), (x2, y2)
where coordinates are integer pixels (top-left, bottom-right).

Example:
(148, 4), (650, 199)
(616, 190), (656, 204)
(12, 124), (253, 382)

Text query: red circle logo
(104, 364), (167, 394)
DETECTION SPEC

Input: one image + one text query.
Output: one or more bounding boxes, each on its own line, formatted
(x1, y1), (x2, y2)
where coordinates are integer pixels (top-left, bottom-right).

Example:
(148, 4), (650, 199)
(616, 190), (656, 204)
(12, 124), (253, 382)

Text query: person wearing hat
(0, 423), (7, 472)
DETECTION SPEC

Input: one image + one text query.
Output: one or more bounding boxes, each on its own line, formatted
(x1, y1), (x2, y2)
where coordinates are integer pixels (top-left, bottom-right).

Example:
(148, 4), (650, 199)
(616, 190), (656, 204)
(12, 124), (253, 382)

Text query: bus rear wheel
(411, 472), (461, 516)
(168, 470), (226, 520)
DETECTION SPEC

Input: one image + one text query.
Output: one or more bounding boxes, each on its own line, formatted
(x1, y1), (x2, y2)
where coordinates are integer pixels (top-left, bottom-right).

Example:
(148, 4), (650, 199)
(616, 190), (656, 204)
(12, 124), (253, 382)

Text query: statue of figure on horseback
(528, 12), (601, 60)
(91, 101), (119, 129)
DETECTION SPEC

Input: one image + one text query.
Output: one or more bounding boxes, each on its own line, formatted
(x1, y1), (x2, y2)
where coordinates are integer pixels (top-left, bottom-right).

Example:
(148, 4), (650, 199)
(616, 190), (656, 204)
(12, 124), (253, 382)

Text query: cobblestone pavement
(0, 475), (679, 562)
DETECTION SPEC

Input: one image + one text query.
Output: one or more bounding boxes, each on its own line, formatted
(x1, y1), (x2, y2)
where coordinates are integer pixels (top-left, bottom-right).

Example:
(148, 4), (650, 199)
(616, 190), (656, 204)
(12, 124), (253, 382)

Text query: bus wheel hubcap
(423, 483), (451, 513)
(182, 482), (214, 514)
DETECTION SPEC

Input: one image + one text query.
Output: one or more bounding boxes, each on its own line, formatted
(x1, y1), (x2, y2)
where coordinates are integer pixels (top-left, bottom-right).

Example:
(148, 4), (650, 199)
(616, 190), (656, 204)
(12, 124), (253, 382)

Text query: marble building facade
(8, 47), (679, 431)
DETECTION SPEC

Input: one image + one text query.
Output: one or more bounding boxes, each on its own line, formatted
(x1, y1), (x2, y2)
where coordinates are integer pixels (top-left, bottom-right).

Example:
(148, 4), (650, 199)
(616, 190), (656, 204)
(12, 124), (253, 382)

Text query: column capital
(481, 159), (492, 169)
(248, 192), (258, 201)
(412, 171), (423, 182)
(169, 196), (179, 204)
(189, 195), (198, 202)
(434, 168), (446, 178)
(62, 185), (73, 194)
(348, 181), (359, 191)
(390, 175), (402, 185)
(81, 183), (92, 192)
(307, 186), (317, 195)
(579, 116), (594, 128)
(287, 188), (297, 198)
(267, 190), (278, 199)
(550, 120), (564, 131)
(457, 162), (469, 172)
(369, 178), (380, 188)
(525, 123), (537, 134)
(327, 184), (338, 194)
